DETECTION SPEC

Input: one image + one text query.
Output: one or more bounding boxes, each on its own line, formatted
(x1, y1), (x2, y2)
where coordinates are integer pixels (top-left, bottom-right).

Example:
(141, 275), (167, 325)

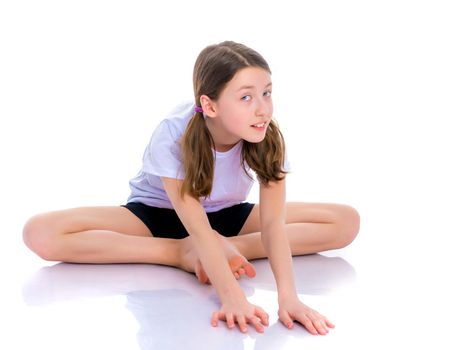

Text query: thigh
(238, 202), (346, 235)
(26, 206), (152, 237)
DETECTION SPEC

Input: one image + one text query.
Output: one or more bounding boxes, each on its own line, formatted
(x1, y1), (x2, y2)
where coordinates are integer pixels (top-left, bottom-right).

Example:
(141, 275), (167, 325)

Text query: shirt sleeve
(283, 146), (292, 172)
(141, 120), (185, 179)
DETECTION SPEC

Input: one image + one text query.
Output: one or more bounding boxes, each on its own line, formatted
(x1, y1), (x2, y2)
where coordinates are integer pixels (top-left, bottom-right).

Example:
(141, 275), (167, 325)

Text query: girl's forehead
(227, 67), (272, 90)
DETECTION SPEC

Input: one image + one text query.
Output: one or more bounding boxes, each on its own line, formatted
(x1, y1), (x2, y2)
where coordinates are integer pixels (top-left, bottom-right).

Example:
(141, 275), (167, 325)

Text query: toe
(228, 256), (256, 278)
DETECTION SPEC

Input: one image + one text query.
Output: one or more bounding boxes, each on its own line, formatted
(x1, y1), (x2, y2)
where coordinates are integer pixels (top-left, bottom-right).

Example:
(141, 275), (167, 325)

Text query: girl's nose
(255, 98), (269, 117)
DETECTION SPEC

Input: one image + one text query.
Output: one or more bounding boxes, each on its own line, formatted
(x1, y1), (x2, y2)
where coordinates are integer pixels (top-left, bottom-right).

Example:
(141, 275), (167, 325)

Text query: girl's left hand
(278, 297), (335, 335)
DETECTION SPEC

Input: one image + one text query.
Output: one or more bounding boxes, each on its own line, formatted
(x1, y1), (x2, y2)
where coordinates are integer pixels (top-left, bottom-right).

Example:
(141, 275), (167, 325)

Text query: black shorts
(121, 201), (255, 239)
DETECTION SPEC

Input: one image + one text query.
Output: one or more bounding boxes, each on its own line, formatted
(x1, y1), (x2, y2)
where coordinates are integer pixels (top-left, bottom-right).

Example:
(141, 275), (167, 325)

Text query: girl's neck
(205, 118), (242, 153)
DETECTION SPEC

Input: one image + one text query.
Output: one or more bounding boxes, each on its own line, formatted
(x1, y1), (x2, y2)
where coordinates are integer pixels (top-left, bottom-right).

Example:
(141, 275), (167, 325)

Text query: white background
(1, 1), (466, 349)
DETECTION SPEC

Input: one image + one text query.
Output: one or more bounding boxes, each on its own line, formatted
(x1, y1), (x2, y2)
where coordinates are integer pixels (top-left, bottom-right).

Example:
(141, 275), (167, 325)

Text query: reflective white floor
(18, 254), (355, 349)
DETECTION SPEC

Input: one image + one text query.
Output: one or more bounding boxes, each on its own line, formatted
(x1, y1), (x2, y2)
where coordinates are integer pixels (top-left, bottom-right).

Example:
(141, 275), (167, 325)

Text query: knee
(335, 205), (360, 248)
(23, 214), (60, 261)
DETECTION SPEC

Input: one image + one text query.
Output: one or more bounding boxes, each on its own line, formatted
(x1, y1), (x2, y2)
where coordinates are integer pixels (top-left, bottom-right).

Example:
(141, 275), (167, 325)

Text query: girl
(23, 41), (360, 335)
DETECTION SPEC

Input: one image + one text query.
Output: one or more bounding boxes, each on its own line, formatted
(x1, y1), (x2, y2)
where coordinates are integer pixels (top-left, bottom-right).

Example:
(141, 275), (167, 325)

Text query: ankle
(225, 235), (247, 257)
(173, 238), (186, 269)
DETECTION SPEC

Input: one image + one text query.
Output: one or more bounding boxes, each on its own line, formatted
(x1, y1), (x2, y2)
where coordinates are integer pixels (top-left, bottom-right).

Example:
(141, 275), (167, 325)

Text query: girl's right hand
(211, 298), (269, 333)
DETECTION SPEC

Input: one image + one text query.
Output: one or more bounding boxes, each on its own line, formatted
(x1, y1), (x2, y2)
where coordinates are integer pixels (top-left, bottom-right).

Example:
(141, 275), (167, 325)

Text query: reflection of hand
(211, 297), (269, 333)
(278, 297), (335, 335)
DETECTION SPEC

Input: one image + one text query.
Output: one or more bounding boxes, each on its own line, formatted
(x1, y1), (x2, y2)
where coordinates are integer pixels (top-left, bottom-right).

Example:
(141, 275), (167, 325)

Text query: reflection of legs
(230, 202), (360, 260)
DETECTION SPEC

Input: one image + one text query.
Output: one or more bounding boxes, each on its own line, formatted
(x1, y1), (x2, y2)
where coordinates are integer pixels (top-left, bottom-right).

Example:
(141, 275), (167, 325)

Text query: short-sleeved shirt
(127, 101), (290, 213)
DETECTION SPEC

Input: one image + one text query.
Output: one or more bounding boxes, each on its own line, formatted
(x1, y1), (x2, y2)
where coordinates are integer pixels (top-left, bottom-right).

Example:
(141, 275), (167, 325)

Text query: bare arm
(259, 177), (297, 299)
(161, 177), (242, 301)
(259, 177), (335, 335)
(161, 177), (269, 333)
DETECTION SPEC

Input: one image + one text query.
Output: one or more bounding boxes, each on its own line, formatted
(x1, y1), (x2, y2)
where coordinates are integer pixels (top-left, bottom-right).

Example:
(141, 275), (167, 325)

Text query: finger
(248, 316), (265, 333)
(211, 311), (220, 327)
(278, 309), (294, 329)
(281, 315), (294, 329)
(226, 313), (235, 329)
(234, 272), (240, 279)
(311, 318), (328, 335)
(297, 315), (318, 335)
(238, 267), (246, 276)
(255, 306), (269, 326)
(237, 315), (248, 333)
(307, 311), (332, 334)
(324, 317), (335, 328)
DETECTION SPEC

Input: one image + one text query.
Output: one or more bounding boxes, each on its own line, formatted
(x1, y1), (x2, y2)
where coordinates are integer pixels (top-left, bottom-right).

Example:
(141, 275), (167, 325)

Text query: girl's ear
(199, 95), (218, 118)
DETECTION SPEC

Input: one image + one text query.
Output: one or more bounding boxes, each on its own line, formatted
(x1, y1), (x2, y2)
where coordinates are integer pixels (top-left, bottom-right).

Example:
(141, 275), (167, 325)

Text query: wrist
(278, 291), (299, 304)
(218, 281), (245, 304)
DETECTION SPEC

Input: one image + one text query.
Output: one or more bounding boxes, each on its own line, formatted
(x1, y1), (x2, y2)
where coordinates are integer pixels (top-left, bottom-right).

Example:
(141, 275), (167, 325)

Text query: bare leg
(229, 222), (352, 261)
(23, 203), (359, 284)
(181, 218), (358, 284)
(23, 207), (182, 266)
(225, 202), (360, 260)
(22, 206), (255, 283)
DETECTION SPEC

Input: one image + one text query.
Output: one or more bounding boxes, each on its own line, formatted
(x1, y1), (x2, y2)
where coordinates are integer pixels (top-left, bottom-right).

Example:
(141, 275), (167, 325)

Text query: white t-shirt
(127, 101), (291, 213)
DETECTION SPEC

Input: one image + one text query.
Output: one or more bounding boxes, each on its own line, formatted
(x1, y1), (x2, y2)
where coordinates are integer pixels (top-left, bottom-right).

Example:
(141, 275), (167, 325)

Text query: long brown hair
(180, 41), (289, 200)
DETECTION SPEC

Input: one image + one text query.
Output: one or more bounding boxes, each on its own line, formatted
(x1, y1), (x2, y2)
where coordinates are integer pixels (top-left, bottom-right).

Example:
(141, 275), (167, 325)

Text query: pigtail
(179, 111), (215, 200)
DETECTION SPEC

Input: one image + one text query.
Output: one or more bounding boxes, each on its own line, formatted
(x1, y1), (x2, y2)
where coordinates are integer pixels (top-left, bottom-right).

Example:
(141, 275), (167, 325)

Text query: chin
(245, 135), (266, 144)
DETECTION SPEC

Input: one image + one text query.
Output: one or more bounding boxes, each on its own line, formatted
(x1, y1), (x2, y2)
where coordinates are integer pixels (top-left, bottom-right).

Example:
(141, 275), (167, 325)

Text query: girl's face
(203, 66), (273, 152)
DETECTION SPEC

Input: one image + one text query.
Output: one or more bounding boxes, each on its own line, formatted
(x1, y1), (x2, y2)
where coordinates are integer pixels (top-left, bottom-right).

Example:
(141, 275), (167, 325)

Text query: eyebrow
(236, 82), (272, 92)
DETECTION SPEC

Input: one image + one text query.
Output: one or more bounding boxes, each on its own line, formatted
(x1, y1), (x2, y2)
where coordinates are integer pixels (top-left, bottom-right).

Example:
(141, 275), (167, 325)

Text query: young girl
(23, 41), (360, 335)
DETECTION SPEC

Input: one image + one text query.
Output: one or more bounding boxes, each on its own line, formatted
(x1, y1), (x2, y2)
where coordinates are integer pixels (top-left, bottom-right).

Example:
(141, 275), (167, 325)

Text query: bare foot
(177, 231), (256, 284)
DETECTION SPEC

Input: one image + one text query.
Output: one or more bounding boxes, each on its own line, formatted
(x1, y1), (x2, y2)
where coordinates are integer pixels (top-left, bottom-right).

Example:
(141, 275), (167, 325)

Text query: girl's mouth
(251, 122), (267, 131)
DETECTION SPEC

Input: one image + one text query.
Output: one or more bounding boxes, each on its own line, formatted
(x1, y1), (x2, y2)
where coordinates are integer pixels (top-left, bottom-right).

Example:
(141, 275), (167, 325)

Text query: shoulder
(148, 101), (195, 142)
(161, 100), (195, 135)
(146, 101), (195, 155)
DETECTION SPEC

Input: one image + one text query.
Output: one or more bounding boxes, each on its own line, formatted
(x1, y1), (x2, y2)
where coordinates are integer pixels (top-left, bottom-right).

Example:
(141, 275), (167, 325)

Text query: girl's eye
(241, 95), (251, 101)
(264, 90), (272, 97)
